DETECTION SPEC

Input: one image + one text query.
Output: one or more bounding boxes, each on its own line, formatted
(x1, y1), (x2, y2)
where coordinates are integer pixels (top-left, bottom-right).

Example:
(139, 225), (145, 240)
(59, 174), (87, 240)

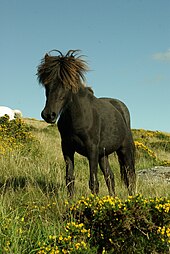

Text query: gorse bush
(0, 115), (36, 154)
(133, 129), (170, 166)
(68, 195), (170, 253)
(36, 221), (92, 254)
(135, 141), (157, 161)
(0, 116), (41, 159)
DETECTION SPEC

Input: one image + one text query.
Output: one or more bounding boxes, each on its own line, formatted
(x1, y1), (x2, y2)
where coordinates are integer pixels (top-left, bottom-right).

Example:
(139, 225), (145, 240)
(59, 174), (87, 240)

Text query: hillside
(24, 118), (170, 194)
(0, 116), (170, 253)
(1, 116), (170, 195)
(24, 117), (170, 167)
(23, 118), (170, 179)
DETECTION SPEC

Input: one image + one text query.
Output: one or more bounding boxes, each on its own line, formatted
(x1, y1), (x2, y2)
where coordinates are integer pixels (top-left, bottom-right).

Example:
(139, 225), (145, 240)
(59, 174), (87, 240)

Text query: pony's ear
(45, 53), (50, 61)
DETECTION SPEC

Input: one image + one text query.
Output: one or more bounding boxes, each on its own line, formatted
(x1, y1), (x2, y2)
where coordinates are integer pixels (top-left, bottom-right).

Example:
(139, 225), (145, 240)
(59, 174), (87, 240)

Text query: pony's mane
(37, 50), (89, 92)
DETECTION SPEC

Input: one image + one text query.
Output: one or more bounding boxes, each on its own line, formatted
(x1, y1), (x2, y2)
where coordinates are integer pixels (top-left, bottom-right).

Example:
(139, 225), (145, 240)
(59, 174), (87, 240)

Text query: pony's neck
(65, 83), (94, 111)
(71, 85), (94, 108)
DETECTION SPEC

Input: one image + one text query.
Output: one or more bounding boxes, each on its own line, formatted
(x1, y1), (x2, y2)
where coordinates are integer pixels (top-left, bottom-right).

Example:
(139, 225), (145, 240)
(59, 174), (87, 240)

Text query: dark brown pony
(37, 50), (136, 196)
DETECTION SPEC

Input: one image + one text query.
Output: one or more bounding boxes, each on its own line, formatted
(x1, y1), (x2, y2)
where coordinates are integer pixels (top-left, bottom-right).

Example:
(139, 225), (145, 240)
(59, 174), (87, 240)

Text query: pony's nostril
(51, 112), (56, 120)
(41, 110), (56, 123)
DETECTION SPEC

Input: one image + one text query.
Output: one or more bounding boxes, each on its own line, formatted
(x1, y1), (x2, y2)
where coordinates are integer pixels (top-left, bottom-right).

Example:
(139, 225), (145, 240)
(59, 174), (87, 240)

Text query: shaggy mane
(37, 50), (89, 92)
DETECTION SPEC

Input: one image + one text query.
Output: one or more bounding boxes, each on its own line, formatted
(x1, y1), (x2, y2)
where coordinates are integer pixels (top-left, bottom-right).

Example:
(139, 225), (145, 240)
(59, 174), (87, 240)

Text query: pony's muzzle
(41, 110), (57, 123)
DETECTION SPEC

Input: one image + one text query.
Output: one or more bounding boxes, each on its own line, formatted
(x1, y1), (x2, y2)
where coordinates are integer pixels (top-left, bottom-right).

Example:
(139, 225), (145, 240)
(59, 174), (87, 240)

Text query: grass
(0, 116), (170, 253)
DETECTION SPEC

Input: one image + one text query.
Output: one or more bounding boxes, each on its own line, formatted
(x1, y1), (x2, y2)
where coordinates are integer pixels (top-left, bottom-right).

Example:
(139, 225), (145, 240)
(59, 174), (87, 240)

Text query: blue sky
(0, 0), (170, 132)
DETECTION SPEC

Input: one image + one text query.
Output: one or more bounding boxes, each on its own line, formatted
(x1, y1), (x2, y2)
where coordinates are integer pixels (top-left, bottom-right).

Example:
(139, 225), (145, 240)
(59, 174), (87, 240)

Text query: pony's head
(37, 50), (89, 123)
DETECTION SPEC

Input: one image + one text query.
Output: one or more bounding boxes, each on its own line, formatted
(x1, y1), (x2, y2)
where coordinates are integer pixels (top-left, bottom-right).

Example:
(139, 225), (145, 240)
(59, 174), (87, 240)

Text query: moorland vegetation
(0, 116), (169, 253)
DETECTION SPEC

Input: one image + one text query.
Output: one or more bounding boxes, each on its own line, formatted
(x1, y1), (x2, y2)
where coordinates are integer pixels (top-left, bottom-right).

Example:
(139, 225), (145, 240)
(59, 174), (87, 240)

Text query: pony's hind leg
(99, 156), (115, 196)
(116, 142), (136, 196)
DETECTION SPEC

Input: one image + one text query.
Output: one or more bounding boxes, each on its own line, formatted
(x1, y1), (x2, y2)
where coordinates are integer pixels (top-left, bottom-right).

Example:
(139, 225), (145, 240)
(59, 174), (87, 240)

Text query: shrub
(133, 129), (170, 167)
(69, 195), (170, 253)
(0, 115), (40, 156)
(36, 221), (93, 254)
(135, 141), (157, 161)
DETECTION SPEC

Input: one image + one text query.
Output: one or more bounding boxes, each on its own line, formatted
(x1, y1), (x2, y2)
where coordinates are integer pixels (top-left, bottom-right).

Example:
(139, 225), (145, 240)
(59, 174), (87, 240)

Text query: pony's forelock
(37, 50), (89, 92)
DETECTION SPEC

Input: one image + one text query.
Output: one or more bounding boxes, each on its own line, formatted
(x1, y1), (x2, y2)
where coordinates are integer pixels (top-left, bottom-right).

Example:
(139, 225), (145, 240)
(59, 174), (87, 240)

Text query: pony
(0, 106), (22, 120)
(37, 50), (136, 196)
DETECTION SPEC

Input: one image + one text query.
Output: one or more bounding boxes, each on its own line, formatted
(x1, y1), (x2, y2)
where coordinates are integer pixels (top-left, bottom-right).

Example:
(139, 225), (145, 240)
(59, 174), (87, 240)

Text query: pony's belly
(99, 143), (120, 156)
(99, 129), (126, 155)
(73, 138), (121, 157)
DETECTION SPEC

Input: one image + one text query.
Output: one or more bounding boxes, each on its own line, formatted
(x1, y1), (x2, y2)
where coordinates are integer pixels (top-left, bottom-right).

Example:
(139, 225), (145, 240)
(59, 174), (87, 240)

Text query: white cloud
(152, 49), (170, 62)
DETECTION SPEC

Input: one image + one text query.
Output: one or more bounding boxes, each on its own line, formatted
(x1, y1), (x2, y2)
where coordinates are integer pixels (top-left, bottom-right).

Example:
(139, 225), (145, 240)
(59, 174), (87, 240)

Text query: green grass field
(0, 117), (169, 253)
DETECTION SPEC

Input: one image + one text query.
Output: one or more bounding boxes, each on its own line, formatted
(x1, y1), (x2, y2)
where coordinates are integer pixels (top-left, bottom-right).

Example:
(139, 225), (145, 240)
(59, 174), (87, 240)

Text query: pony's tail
(117, 142), (136, 195)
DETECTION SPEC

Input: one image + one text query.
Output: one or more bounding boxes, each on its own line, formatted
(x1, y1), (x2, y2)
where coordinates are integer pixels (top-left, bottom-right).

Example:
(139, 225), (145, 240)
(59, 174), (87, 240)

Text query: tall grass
(0, 117), (169, 253)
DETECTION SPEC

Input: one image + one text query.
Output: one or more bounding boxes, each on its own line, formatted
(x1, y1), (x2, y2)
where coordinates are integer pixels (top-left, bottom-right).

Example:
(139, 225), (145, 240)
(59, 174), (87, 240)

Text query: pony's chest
(72, 135), (87, 155)
(58, 120), (87, 155)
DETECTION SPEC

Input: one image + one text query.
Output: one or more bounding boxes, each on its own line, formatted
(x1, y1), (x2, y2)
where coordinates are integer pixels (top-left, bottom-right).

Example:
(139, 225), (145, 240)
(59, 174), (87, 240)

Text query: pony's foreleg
(65, 155), (75, 197)
(99, 156), (115, 196)
(62, 143), (75, 197)
(88, 150), (99, 194)
(117, 144), (136, 196)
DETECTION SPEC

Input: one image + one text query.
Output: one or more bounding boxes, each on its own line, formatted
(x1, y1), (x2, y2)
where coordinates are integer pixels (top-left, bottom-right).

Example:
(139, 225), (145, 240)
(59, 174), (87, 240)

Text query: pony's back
(99, 98), (131, 128)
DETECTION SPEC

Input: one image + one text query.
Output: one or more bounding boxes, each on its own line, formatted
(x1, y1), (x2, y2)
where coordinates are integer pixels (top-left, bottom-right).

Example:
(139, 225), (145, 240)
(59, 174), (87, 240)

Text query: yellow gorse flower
(0, 116), (37, 155)
(134, 141), (157, 159)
